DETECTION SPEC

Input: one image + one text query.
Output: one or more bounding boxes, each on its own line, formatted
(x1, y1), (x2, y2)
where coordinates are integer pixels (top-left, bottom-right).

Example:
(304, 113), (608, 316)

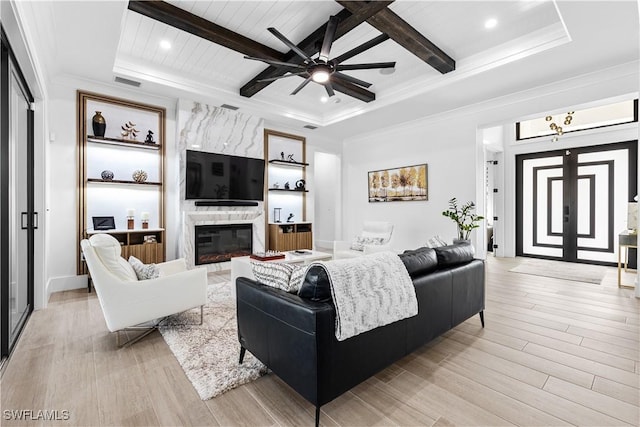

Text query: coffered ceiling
(114, 0), (567, 125)
(15, 1), (640, 138)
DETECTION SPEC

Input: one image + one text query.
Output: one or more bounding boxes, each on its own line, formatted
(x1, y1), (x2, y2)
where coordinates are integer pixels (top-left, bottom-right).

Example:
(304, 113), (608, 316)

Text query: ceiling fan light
(312, 70), (330, 83)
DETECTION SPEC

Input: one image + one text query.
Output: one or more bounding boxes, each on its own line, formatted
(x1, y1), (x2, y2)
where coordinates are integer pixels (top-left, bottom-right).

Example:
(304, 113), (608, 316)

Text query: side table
(618, 230), (637, 288)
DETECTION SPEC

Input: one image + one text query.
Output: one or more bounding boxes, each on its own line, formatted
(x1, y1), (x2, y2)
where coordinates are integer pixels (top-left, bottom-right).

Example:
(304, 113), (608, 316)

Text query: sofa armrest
(236, 277), (335, 405)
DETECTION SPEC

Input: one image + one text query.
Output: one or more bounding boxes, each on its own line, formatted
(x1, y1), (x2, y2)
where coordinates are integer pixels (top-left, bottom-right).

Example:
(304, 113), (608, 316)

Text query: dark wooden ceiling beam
(240, 1), (393, 99)
(336, 0), (455, 74)
(330, 79), (376, 103)
(128, 1), (284, 60)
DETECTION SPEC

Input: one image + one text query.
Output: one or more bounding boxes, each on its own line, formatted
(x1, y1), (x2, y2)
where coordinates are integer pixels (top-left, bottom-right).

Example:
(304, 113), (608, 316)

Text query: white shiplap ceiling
(16, 1), (639, 137)
(113, 0), (567, 126)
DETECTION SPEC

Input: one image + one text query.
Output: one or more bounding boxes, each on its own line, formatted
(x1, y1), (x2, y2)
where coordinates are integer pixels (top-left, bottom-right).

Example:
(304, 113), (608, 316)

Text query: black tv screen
(185, 150), (265, 201)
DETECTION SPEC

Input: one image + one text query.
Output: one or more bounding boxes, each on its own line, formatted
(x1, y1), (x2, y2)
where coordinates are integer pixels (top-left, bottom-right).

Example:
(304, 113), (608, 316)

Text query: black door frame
(0, 26), (35, 359)
(516, 140), (637, 266)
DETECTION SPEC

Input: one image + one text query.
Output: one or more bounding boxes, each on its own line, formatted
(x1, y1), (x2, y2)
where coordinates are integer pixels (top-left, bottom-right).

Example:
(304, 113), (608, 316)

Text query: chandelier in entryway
(545, 111), (574, 142)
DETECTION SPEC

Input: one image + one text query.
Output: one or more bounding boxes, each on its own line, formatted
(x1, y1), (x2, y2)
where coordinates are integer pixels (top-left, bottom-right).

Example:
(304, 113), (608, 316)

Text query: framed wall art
(368, 164), (428, 202)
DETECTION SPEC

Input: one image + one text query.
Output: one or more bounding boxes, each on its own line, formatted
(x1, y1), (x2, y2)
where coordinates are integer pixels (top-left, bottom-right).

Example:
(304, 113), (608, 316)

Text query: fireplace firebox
(195, 224), (252, 265)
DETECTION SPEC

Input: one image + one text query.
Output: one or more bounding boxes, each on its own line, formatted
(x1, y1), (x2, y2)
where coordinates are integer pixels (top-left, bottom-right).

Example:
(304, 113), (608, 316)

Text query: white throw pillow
(350, 235), (385, 251)
(128, 256), (160, 280)
(425, 235), (448, 248)
(250, 261), (303, 293)
(89, 234), (137, 282)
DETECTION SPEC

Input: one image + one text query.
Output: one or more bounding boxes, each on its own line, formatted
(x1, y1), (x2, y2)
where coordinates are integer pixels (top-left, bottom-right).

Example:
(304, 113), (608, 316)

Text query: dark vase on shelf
(92, 111), (106, 137)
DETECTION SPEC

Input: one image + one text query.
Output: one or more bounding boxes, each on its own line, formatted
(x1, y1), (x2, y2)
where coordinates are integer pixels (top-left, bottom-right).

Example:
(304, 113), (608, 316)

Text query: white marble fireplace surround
(182, 210), (265, 272)
(177, 99), (266, 272)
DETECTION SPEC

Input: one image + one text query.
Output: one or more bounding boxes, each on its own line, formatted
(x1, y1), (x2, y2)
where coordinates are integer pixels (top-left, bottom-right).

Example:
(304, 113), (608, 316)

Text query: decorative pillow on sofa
(424, 235), (448, 248)
(350, 235), (385, 251)
(433, 242), (475, 267)
(298, 265), (332, 302)
(250, 261), (306, 293)
(128, 256), (160, 280)
(399, 247), (438, 277)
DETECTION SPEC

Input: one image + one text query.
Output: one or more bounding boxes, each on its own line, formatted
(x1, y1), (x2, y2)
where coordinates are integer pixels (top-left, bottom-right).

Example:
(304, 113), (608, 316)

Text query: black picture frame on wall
(368, 163), (428, 203)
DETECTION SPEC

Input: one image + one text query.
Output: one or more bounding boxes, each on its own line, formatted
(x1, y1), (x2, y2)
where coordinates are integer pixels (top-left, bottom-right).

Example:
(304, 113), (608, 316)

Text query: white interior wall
(341, 62), (639, 257)
(343, 117), (478, 252)
(45, 77), (177, 298)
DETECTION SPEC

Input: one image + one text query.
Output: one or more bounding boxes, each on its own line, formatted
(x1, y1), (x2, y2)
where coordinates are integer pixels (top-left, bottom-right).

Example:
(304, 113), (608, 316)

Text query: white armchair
(333, 221), (394, 259)
(81, 234), (208, 346)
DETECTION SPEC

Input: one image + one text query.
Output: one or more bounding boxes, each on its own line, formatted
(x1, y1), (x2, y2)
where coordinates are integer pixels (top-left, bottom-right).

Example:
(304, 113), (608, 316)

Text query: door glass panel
(8, 66), (30, 346)
(521, 156), (563, 257)
(576, 149), (629, 263)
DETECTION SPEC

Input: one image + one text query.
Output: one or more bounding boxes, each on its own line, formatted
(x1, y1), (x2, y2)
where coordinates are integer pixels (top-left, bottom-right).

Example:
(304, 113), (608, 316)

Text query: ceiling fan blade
(324, 83), (335, 97)
(243, 56), (306, 69)
(336, 62), (396, 71)
(332, 33), (390, 64)
(333, 72), (372, 88)
(319, 15), (339, 62)
(268, 27), (314, 63)
(291, 76), (313, 95)
(258, 72), (308, 83)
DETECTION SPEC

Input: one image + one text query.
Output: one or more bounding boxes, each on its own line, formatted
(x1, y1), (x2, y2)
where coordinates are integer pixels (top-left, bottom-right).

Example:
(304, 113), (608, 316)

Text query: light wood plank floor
(1, 258), (638, 426)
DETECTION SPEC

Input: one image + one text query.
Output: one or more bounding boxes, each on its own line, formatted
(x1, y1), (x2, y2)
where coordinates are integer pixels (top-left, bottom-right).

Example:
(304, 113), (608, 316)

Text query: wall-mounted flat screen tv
(185, 150), (265, 201)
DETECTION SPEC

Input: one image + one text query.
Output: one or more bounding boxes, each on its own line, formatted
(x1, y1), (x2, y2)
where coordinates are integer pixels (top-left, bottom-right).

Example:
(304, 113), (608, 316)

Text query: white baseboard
(47, 275), (88, 302)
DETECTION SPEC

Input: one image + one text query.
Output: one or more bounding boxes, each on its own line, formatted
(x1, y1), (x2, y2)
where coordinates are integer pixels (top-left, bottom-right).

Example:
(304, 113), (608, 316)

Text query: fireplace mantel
(181, 210), (265, 271)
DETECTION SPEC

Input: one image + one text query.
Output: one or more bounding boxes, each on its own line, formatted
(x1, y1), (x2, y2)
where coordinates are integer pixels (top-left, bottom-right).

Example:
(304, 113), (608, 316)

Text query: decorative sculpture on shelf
(121, 121), (139, 139)
(287, 154), (295, 162)
(295, 179), (306, 191)
(101, 170), (114, 181)
(284, 182), (290, 190)
(280, 151), (285, 160)
(144, 130), (155, 144)
(132, 170), (148, 183)
(286, 213), (294, 223)
(273, 182), (280, 189)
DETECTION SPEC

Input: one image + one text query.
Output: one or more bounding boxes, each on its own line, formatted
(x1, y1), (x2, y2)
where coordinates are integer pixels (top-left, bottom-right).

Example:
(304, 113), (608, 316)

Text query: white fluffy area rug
(510, 258), (606, 284)
(159, 281), (267, 400)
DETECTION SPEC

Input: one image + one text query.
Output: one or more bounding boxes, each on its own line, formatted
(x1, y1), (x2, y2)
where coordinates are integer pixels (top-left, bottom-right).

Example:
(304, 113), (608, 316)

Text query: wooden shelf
(268, 159), (309, 167)
(78, 91), (167, 277)
(87, 135), (160, 150)
(87, 178), (162, 186)
(268, 188), (308, 193)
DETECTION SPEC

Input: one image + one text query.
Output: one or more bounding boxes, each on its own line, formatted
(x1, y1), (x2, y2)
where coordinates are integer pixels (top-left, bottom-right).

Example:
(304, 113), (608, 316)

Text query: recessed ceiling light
(320, 96), (329, 103)
(159, 40), (171, 50)
(484, 18), (498, 29)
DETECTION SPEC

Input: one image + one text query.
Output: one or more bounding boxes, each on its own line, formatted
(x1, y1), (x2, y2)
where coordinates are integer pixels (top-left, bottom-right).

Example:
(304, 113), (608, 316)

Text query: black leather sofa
(236, 244), (485, 426)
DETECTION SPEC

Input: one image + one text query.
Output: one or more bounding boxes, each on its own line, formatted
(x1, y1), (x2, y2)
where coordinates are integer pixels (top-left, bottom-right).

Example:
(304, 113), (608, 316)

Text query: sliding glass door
(516, 141), (637, 264)
(1, 29), (35, 359)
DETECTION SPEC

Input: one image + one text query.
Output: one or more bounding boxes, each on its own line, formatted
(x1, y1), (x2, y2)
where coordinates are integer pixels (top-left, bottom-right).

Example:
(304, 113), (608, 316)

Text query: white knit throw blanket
(309, 251), (418, 341)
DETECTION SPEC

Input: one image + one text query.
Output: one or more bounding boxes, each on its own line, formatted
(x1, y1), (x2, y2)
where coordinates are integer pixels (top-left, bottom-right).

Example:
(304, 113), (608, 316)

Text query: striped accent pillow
(250, 261), (306, 293)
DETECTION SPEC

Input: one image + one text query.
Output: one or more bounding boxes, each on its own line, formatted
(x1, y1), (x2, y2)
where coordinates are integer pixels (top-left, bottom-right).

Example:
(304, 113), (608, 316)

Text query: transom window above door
(516, 99), (638, 141)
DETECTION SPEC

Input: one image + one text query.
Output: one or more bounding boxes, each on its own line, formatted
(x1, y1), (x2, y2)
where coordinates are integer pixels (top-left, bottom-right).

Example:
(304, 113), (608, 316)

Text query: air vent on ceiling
(220, 104), (239, 110)
(303, 125), (317, 130)
(114, 76), (141, 87)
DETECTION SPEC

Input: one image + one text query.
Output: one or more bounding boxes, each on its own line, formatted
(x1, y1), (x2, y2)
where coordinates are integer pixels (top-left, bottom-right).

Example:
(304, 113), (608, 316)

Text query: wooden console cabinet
(268, 223), (312, 251)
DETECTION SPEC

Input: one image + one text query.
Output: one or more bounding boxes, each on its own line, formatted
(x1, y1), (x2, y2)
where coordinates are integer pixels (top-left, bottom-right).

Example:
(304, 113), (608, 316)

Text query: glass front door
(517, 141), (637, 264)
